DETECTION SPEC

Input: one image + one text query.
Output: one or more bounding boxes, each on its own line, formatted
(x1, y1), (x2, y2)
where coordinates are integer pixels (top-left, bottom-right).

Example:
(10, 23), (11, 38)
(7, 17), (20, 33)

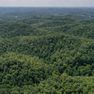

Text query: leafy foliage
(0, 8), (94, 94)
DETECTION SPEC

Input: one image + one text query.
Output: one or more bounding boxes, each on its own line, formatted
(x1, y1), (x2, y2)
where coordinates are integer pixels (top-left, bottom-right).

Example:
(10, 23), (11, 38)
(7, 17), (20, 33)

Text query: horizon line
(0, 6), (94, 8)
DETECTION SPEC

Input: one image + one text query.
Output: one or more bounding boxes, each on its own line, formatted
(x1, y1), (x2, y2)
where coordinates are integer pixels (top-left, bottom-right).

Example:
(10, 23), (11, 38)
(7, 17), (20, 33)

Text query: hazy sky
(0, 0), (94, 7)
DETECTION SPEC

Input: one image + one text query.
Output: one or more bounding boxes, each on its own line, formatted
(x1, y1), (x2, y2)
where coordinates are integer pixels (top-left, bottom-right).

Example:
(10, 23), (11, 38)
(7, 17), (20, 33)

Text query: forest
(0, 8), (94, 94)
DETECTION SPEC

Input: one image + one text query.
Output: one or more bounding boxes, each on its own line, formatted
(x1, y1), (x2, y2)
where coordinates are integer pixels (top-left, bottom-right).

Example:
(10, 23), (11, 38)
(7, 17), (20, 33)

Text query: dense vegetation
(0, 8), (94, 94)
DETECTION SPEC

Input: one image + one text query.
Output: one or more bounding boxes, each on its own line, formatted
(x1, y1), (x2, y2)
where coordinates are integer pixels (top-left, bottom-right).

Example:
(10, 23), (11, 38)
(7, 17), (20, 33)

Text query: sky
(0, 0), (94, 7)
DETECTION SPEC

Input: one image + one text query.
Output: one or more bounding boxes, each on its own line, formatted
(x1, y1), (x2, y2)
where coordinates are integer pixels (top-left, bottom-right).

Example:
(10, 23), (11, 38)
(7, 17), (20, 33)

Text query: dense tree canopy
(0, 8), (94, 94)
